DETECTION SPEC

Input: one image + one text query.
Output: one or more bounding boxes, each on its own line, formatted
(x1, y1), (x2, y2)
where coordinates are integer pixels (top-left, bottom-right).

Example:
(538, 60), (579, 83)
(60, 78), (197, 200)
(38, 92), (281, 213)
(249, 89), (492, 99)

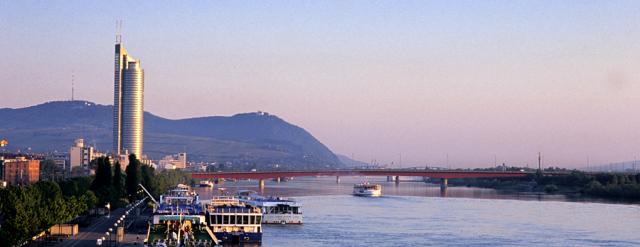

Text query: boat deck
(146, 224), (219, 247)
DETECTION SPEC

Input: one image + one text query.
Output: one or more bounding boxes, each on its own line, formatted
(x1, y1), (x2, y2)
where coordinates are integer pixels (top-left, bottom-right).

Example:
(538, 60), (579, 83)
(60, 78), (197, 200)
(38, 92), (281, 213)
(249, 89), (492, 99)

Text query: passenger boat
(204, 196), (262, 244)
(144, 185), (219, 247)
(237, 190), (303, 224)
(199, 180), (214, 188)
(353, 183), (382, 197)
(157, 184), (202, 215)
(144, 214), (219, 247)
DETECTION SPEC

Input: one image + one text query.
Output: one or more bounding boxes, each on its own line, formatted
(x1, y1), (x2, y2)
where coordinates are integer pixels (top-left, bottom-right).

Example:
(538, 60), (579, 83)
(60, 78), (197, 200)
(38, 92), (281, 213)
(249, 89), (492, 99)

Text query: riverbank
(447, 171), (640, 202)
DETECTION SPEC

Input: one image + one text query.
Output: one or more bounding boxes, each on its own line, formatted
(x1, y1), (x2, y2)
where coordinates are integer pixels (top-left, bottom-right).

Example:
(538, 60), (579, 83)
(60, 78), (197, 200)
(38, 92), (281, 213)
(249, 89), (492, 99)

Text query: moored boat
(144, 214), (219, 247)
(157, 184), (202, 215)
(237, 190), (303, 224)
(144, 184), (218, 246)
(204, 196), (262, 245)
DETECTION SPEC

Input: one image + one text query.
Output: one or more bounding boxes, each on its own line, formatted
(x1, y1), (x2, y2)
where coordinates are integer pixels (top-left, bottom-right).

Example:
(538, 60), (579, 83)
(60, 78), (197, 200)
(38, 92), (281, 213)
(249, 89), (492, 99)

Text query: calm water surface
(195, 177), (640, 246)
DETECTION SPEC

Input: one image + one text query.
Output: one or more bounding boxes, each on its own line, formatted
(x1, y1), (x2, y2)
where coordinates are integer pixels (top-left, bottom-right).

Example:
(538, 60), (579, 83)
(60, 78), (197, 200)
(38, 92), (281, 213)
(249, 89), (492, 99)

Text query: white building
(69, 139), (103, 174)
(70, 139), (93, 172)
(158, 153), (187, 170)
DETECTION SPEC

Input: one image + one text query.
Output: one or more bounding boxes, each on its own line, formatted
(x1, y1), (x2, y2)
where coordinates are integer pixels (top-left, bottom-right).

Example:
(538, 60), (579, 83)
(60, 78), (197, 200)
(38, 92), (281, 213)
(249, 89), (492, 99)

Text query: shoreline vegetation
(447, 168), (640, 202)
(0, 155), (193, 247)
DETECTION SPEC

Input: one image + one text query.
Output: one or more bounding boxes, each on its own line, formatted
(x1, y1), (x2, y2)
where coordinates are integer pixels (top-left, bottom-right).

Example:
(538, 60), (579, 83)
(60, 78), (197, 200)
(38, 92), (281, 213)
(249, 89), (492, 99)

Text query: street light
(105, 203), (111, 218)
(113, 224), (118, 247)
(106, 232), (110, 247)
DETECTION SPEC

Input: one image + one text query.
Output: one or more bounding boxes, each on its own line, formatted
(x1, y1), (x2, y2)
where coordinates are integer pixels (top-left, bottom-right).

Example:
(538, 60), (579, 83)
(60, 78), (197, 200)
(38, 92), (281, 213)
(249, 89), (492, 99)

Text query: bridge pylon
(440, 178), (448, 192)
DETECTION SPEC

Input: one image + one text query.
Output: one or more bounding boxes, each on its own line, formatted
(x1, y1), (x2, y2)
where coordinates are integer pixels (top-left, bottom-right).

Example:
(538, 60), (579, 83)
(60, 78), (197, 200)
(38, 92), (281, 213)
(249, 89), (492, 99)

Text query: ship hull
(214, 232), (262, 244)
(263, 213), (303, 224)
(353, 189), (382, 197)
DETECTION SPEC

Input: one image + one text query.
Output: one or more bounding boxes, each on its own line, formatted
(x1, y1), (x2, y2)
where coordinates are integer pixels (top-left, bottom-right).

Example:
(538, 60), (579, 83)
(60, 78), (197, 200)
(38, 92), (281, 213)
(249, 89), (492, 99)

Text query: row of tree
(450, 170), (640, 200)
(90, 154), (153, 207)
(0, 154), (193, 247)
(0, 181), (97, 247)
(90, 154), (193, 205)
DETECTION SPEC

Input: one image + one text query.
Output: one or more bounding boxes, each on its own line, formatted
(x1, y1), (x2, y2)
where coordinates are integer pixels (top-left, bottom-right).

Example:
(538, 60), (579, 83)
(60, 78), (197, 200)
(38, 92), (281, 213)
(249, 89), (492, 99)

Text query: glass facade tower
(113, 40), (144, 158)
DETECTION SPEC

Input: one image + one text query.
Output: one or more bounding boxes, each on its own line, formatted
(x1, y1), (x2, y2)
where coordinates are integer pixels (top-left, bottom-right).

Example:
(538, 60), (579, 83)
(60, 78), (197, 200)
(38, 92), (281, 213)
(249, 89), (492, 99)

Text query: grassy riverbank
(448, 170), (640, 201)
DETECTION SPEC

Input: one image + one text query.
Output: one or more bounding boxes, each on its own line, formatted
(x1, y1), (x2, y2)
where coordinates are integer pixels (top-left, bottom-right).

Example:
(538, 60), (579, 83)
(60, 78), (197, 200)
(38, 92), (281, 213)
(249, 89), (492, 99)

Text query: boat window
(293, 207), (298, 214)
(243, 215), (249, 224)
(230, 215), (236, 225)
(256, 215), (262, 224)
(223, 215), (229, 224)
(216, 215), (222, 224)
(250, 215), (255, 224)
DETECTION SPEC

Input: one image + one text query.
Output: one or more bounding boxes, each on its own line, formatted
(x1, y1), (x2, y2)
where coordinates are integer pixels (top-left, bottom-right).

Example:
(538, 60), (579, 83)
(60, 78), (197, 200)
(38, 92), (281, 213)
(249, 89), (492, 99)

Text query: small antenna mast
(115, 20), (123, 44)
(538, 152), (542, 172)
(71, 71), (75, 101)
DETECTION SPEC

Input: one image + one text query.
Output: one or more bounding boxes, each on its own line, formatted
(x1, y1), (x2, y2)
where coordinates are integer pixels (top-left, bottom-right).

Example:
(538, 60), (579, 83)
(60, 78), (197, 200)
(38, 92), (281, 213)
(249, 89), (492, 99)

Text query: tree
(91, 157), (112, 191)
(113, 161), (124, 199)
(39, 159), (59, 181)
(141, 164), (157, 196)
(80, 190), (98, 212)
(125, 154), (141, 201)
(0, 181), (91, 247)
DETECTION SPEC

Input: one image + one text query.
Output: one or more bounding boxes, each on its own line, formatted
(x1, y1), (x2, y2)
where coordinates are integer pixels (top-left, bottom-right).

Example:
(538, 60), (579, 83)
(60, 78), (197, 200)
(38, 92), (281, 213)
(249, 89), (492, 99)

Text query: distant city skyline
(1, 1), (639, 167)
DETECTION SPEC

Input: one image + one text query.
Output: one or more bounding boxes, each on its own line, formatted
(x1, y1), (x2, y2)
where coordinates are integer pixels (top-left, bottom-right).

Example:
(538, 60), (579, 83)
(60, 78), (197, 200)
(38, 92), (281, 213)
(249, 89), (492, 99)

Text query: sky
(1, 1), (639, 168)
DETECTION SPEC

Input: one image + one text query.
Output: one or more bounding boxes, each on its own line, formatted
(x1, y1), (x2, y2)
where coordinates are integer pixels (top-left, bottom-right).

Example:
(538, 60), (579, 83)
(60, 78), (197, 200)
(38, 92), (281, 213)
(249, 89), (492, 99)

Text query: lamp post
(106, 203), (111, 218)
(121, 215), (126, 230)
(106, 231), (111, 247)
(113, 223), (118, 247)
(125, 211), (129, 228)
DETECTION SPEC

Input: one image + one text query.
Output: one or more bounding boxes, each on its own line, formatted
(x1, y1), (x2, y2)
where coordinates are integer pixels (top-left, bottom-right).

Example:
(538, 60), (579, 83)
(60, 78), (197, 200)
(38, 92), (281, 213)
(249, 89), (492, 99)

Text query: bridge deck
(190, 169), (533, 180)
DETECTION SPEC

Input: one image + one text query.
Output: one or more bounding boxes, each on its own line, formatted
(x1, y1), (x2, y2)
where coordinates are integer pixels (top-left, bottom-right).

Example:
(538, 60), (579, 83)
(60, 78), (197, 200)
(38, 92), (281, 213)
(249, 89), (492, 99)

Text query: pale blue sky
(1, 1), (639, 167)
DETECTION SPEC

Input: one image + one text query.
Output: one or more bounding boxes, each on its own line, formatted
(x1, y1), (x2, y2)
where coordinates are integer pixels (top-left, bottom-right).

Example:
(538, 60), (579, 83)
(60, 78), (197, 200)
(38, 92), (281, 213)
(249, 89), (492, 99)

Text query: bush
(544, 184), (559, 194)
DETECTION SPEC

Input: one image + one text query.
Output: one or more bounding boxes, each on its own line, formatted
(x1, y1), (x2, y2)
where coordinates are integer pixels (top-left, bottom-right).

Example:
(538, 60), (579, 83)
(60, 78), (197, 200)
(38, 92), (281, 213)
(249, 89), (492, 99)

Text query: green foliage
(125, 154), (142, 201)
(141, 164), (157, 196)
(454, 171), (640, 201)
(59, 176), (93, 198)
(39, 159), (63, 181)
(80, 190), (98, 210)
(154, 169), (192, 198)
(582, 175), (640, 200)
(0, 158), (197, 247)
(112, 161), (124, 200)
(0, 181), (88, 247)
(91, 156), (118, 205)
(544, 184), (559, 194)
(91, 157), (112, 191)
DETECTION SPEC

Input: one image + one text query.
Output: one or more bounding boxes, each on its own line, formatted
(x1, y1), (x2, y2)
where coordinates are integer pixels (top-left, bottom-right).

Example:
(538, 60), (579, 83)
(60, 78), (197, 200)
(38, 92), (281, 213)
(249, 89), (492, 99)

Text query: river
(194, 176), (640, 246)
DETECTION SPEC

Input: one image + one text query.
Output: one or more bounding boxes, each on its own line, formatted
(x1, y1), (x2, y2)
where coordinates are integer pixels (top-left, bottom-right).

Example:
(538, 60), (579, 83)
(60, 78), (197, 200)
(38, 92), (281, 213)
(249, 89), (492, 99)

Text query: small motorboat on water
(199, 180), (214, 188)
(353, 183), (382, 197)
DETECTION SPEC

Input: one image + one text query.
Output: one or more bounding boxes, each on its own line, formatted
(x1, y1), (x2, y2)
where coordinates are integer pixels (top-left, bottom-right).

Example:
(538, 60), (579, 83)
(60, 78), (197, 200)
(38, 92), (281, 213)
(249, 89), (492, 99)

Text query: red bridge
(190, 169), (533, 190)
(191, 169), (530, 180)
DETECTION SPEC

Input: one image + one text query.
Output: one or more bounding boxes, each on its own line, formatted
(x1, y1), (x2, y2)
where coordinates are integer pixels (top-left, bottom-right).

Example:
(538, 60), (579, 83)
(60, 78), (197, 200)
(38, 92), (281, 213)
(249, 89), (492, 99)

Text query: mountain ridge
(0, 100), (342, 169)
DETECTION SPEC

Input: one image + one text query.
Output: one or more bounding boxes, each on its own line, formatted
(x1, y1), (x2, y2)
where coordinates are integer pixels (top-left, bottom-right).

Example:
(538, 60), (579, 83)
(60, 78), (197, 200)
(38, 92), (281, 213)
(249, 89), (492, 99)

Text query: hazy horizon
(1, 1), (639, 167)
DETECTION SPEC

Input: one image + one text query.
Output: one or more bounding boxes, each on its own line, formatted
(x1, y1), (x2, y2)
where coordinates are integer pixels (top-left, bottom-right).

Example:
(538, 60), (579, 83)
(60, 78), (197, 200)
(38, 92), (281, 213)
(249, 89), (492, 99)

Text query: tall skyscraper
(113, 34), (144, 158)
